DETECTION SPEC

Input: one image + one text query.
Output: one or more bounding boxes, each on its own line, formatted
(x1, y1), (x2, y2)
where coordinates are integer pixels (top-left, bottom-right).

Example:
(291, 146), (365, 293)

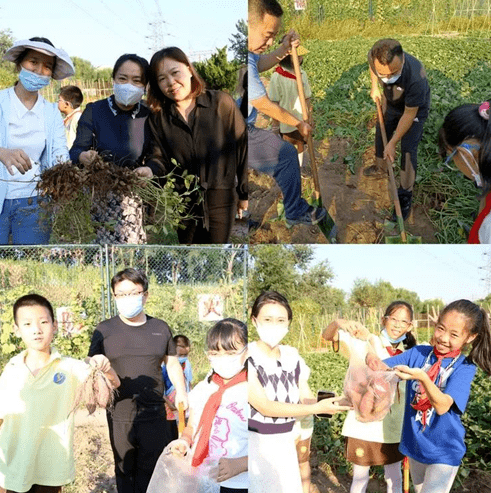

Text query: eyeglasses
(113, 291), (145, 298)
(384, 316), (411, 328)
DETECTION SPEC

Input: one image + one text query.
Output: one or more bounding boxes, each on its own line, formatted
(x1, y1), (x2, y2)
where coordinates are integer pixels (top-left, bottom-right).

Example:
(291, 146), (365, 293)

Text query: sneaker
(391, 189), (413, 221)
(363, 164), (385, 177)
(286, 206), (327, 226)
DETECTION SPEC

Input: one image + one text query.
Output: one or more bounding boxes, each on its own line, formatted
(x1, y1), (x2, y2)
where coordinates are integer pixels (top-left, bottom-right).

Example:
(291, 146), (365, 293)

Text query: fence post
(99, 245), (106, 321)
(105, 244), (112, 317)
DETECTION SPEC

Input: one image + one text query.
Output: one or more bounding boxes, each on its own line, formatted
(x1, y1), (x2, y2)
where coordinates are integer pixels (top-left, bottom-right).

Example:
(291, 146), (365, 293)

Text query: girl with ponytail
(439, 100), (491, 242)
(367, 299), (491, 493)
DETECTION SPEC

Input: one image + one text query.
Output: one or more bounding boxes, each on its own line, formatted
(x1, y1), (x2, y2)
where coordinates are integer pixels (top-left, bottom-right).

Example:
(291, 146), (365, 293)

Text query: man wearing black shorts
(88, 268), (187, 493)
(366, 38), (431, 220)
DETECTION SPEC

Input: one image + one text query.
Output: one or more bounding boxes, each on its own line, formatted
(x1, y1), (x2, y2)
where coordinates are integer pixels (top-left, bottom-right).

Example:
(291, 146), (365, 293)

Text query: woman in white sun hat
(0, 37), (74, 245)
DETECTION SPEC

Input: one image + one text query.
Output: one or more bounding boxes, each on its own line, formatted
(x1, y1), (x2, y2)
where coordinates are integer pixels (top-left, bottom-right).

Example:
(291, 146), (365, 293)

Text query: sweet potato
(344, 363), (399, 422)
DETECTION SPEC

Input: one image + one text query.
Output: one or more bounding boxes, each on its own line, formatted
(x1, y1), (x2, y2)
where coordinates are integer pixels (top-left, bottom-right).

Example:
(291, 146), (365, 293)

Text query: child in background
(0, 294), (120, 493)
(268, 41), (312, 167)
(162, 334), (193, 439)
(323, 301), (417, 493)
(367, 299), (491, 493)
(248, 291), (351, 493)
(58, 85), (83, 148)
(167, 319), (248, 493)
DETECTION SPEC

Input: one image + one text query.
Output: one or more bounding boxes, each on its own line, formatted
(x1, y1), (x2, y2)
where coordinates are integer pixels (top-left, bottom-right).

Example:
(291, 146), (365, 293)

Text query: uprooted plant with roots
(71, 367), (117, 416)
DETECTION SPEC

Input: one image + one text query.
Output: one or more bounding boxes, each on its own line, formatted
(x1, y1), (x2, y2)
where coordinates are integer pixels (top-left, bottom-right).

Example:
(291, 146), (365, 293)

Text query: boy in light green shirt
(0, 294), (120, 493)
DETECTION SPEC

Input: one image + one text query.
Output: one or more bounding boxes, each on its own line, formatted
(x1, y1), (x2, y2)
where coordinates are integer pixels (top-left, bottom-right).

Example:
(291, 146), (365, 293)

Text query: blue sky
(312, 245), (490, 303)
(1, 0), (246, 67)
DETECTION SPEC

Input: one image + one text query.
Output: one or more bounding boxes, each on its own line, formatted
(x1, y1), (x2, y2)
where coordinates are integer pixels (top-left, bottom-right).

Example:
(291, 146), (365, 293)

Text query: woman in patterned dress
(248, 291), (351, 493)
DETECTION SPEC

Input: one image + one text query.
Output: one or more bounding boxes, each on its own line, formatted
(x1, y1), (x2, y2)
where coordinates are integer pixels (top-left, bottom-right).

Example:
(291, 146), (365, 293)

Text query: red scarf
(469, 191), (491, 243)
(191, 369), (247, 467)
(386, 346), (403, 356)
(411, 347), (461, 428)
(275, 66), (296, 80)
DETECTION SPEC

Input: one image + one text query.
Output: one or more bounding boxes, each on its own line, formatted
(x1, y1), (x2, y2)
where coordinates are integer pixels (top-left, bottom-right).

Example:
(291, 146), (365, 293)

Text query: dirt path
(249, 114), (438, 244)
(68, 409), (117, 493)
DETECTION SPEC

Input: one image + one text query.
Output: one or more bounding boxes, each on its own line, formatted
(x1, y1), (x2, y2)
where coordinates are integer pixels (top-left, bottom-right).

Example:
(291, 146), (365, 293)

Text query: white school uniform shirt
(188, 372), (248, 489)
(6, 87), (45, 199)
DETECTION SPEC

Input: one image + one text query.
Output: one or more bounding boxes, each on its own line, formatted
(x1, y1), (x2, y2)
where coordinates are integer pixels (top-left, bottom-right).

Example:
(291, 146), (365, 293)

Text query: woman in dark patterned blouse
(146, 47), (248, 244)
(70, 54), (154, 244)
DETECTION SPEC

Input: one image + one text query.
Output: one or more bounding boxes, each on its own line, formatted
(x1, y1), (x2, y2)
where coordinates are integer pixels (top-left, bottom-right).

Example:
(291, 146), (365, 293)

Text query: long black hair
(439, 300), (491, 375)
(439, 101), (491, 187)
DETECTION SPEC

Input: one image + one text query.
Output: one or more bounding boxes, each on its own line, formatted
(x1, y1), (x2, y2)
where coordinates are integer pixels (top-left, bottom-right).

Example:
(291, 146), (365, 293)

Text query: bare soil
(249, 114), (438, 244)
(70, 410), (490, 493)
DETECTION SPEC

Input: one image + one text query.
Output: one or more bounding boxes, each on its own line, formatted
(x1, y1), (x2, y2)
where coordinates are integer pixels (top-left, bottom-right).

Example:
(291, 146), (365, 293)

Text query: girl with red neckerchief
(323, 301), (417, 493)
(165, 318), (248, 493)
(367, 300), (491, 493)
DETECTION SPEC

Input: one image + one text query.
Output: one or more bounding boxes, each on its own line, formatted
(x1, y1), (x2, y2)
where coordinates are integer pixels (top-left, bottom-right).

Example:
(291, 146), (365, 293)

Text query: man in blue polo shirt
(248, 0), (327, 228)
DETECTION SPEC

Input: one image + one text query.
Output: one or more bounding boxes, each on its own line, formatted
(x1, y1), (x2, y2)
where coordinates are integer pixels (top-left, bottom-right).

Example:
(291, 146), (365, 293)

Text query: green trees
(228, 19), (248, 64)
(194, 47), (239, 92)
(0, 28), (16, 89)
(248, 245), (346, 313)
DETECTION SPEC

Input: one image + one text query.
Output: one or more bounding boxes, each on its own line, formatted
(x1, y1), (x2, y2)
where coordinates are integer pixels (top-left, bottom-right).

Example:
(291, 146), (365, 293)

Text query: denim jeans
(0, 196), (51, 245)
(248, 125), (310, 220)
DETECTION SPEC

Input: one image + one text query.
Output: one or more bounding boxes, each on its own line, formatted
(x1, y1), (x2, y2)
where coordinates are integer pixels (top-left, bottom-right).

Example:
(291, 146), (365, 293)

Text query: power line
(98, 0), (145, 36)
(66, 0), (141, 45)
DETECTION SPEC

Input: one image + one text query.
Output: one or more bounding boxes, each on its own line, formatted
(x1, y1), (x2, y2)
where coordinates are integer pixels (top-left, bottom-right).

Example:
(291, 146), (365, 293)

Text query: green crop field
(297, 36), (491, 243)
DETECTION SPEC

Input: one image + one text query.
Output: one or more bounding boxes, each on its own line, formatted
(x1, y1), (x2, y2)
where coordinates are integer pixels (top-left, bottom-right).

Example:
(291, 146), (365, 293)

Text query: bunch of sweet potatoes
(344, 364), (398, 422)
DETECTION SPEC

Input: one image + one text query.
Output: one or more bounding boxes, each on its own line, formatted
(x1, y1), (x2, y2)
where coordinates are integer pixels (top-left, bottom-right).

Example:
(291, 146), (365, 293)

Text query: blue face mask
(113, 83), (144, 107)
(116, 295), (144, 319)
(18, 67), (51, 92)
(382, 328), (407, 344)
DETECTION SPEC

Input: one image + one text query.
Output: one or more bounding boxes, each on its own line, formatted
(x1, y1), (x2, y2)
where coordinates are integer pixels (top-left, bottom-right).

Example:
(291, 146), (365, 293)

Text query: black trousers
(107, 413), (173, 493)
(177, 189), (237, 244)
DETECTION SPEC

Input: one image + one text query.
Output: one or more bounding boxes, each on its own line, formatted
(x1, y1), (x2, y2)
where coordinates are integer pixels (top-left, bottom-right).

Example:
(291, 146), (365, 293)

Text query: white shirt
(189, 374), (248, 489)
(6, 87), (45, 199)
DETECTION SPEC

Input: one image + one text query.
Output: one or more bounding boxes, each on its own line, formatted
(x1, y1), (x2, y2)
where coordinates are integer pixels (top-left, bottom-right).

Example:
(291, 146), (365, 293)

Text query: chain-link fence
(283, 0), (491, 30)
(0, 244), (248, 366)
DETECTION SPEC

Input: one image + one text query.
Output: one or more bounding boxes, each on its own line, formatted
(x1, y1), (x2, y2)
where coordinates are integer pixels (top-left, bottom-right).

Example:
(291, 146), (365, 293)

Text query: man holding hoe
(366, 38), (431, 221)
(248, 0), (328, 229)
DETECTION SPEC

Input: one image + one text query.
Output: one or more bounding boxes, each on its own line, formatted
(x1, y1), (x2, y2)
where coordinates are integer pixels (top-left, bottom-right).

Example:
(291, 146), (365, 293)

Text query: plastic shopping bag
(343, 358), (400, 423)
(146, 450), (220, 493)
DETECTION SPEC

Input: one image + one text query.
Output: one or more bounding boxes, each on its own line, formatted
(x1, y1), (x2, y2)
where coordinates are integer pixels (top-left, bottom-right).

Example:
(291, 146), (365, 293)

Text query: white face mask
(116, 295), (144, 319)
(209, 348), (246, 379)
(256, 323), (289, 348)
(380, 73), (401, 84)
(113, 83), (145, 106)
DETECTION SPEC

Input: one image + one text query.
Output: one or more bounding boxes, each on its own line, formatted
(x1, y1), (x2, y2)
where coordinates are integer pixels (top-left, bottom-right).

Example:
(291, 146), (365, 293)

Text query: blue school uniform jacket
(384, 345), (477, 466)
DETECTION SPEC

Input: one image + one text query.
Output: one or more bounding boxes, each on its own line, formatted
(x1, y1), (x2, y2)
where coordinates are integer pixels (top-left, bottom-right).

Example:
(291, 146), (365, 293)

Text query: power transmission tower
(480, 250), (491, 296)
(189, 50), (214, 63)
(145, 0), (172, 53)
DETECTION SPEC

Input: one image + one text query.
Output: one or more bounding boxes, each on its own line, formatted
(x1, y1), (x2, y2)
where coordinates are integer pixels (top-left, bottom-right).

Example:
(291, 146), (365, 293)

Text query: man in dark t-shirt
(366, 38), (431, 220)
(88, 268), (187, 493)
